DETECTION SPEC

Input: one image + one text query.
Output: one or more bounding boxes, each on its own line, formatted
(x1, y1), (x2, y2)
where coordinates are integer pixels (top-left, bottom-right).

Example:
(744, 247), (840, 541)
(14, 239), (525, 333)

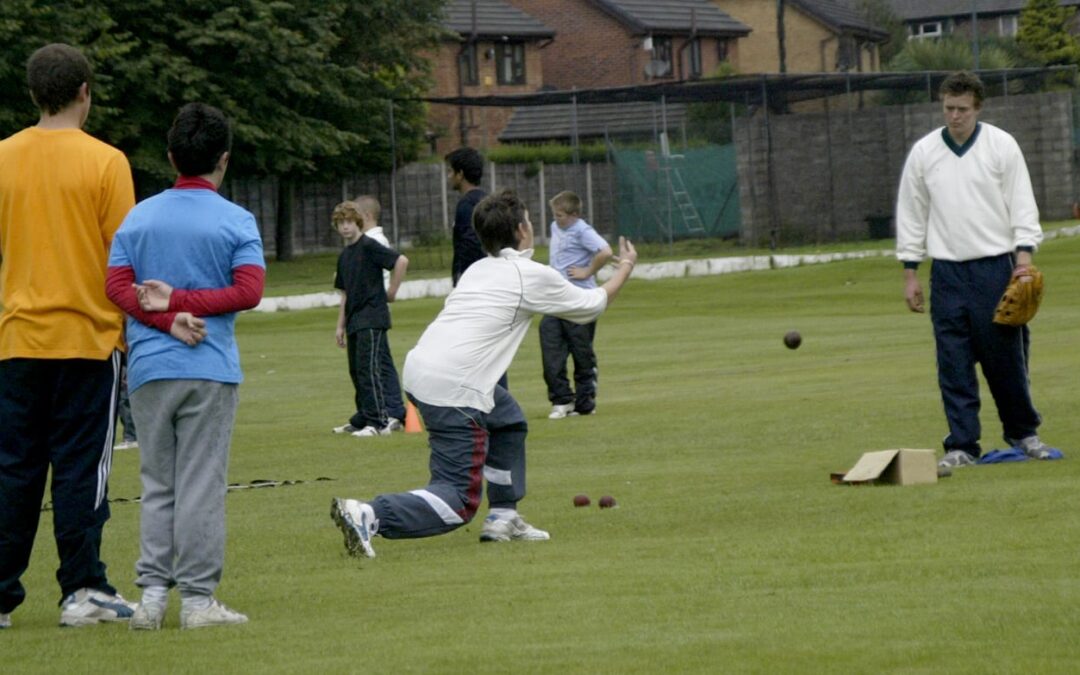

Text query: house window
(837, 36), (857, 72)
(647, 36), (673, 78)
(909, 21), (943, 40)
(999, 15), (1018, 37)
(717, 39), (730, 63)
(688, 38), (702, 78)
(458, 43), (478, 86)
(496, 42), (525, 85)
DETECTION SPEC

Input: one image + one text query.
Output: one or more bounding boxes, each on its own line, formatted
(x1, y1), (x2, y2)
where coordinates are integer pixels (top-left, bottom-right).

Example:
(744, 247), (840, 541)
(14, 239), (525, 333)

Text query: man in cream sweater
(896, 70), (1052, 469)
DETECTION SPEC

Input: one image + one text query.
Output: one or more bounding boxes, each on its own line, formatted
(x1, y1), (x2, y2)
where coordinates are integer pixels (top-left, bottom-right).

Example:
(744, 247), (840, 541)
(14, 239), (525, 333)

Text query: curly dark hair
(27, 44), (92, 115)
(473, 189), (527, 255)
(167, 103), (232, 177)
(940, 71), (985, 107)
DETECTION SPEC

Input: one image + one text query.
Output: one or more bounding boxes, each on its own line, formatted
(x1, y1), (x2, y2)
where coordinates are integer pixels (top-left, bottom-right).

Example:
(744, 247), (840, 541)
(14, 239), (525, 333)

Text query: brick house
(428, 0), (555, 155)
(888, 0), (1080, 42)
(718, 0), (889, 74)
(504, 0), (751, 88)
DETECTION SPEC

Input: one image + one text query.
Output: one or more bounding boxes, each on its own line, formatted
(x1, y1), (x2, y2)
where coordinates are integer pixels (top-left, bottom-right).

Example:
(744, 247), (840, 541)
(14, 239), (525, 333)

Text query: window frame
(495, 41), (526, 86)
(458, 43), (478, 86)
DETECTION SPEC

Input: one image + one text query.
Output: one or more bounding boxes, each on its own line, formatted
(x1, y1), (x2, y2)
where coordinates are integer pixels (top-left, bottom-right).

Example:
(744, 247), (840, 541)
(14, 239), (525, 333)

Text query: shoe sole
(330, 498), (375, 558)
(180, 616), (248, 629)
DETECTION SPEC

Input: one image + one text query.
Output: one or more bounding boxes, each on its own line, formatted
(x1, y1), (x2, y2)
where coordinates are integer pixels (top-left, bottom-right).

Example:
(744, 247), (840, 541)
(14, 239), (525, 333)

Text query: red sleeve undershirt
(168, 265), (265, 315)
(105, 266), (176, 333)
(104, 175), (265, 330)
(106, 264), (265, 330)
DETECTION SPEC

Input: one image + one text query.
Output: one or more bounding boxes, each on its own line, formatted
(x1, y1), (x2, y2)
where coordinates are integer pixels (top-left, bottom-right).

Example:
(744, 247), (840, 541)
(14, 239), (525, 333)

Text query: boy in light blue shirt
(540, 191), (612, 419)
(106, 103), (264, 630)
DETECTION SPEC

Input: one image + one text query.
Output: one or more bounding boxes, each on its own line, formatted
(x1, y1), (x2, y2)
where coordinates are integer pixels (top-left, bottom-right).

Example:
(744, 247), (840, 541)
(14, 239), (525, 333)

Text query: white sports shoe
(332, 423), (359, 434)
(113, 439), (139, 450)
(180, 598), (248, 629)
(479, 514), (550, 542)
(129, 601), (166, 631)
(59, 588), (136, 627)
(351, 425), (390, 438)
(383, 417), (404, 433)
(1006, 435), (1055, 460)
(548, 404), (574, 419)
(330, 498), (378, 558)
(0, 612), (10, 629)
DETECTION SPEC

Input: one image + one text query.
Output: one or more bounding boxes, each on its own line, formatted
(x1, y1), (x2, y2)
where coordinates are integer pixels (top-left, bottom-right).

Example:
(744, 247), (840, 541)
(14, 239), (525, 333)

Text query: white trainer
(0, 612), (10, 629)
(113, 439), (139, 450)
(129, 601), (166, 631)
(479, 514), (550, 542)
(548, 403), (574, 419)
(330, 498), (378, 558)
(332, 423), (359, 434)
(351, 425), (390, 438)
(384, 417), (404, 433)
(1006, 435), (1055, 460)
(59, 588), (136, 627)
(180, 598), (248, 629)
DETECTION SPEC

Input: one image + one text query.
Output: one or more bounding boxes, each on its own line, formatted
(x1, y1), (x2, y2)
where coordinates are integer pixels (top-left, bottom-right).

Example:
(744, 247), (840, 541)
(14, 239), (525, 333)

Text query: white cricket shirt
(403, 248), (608, 412)
(896, 122), (1042, 264)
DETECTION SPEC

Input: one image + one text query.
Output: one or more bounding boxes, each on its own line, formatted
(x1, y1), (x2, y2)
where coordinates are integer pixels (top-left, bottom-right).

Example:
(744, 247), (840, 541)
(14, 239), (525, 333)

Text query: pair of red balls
(573, 494), (616, 508)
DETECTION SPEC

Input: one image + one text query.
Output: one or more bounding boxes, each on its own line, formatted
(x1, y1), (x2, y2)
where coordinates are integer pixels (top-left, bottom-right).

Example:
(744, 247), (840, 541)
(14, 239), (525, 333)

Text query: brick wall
(734, 91), (1075, 246)
(427, 40), (547, 156)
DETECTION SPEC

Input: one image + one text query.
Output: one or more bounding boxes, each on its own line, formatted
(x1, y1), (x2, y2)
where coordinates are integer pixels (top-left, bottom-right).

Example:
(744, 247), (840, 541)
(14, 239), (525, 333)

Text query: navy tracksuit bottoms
(0, 354), (121, 612)
(930, 254), (1040, 454)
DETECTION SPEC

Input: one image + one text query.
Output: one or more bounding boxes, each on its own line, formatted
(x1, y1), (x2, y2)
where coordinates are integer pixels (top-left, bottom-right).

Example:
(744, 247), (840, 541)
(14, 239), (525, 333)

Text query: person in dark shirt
(331, 201), (409, 438)
(445, 147), (486, 286)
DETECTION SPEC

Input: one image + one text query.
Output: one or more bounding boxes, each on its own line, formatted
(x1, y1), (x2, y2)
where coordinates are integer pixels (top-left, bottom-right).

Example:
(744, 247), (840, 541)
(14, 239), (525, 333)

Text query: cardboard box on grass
(836, 449), (937, 486)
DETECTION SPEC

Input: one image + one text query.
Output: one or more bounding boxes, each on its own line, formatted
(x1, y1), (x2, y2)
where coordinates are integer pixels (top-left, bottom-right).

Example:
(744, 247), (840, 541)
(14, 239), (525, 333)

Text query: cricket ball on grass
(783, 330), (802, 350)
(573, 494), (591, 507)
(598, 495), (617, 509)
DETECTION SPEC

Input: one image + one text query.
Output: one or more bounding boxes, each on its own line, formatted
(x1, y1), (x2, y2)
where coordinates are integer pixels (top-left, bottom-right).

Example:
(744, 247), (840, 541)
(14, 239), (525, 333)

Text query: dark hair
(940, 71), (984, 107)
(445, 147), (484, 185)
(27, 43), (92, 115)
(472, 189), (526, 255)
(167, 103), (232, 177)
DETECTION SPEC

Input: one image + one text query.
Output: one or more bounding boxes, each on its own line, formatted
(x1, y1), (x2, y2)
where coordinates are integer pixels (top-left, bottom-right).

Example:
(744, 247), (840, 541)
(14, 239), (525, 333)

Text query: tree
(882, 37), (1016, 104)
(0, 0), (445, 260)
(854, 0), (908, 64)
(1017, 0), (1080, 66)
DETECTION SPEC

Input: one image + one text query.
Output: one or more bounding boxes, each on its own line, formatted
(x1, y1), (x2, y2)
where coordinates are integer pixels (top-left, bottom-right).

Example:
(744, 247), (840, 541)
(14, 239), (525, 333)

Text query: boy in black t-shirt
(330, 201), (409, 437)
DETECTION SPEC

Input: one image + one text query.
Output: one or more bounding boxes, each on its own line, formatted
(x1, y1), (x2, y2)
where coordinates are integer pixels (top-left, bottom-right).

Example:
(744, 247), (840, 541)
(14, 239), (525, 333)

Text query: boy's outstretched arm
(387, 255), (409, 303)
(600, 237), (637, 303)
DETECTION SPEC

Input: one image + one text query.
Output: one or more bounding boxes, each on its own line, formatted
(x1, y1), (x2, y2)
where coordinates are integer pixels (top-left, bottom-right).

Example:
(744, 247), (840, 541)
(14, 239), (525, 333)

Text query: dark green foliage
(0, 0), (444, 182)
(1017, 0), (1080, 66)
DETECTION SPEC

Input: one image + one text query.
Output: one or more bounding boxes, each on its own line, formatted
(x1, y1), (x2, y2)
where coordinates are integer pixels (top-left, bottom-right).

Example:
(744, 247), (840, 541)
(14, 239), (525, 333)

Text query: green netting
(612, 144), (740, 242)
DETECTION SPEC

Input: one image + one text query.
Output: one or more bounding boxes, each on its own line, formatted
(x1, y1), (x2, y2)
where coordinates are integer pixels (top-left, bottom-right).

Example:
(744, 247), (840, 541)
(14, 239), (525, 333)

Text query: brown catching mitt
(993, 265), (1044, 326)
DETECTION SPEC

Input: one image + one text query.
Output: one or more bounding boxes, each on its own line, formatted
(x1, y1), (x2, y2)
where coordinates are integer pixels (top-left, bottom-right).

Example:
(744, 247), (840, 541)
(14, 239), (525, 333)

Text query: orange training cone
(404, 401), (424, 433)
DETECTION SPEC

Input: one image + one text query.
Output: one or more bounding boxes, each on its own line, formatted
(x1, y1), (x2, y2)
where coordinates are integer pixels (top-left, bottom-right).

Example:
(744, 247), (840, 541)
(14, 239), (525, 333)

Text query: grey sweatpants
(130, 380), (238, 596)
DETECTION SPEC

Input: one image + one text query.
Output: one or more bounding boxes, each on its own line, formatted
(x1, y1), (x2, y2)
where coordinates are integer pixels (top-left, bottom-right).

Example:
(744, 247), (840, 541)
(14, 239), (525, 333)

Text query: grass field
(7, 234), (1080, 673)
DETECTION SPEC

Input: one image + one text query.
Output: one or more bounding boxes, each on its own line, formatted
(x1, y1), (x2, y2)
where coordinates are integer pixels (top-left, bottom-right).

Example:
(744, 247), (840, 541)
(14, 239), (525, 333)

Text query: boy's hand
(567, 266), (591, 281)
(134, 279), (174, 312)
(615, 237), (637, 267)
(170, 312), (207, 347)
(336, 325), (346, 348)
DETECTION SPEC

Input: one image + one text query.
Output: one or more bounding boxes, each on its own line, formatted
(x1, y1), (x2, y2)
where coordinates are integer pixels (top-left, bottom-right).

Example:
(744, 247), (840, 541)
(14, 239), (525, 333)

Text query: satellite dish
(644, 59), (671, 77)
